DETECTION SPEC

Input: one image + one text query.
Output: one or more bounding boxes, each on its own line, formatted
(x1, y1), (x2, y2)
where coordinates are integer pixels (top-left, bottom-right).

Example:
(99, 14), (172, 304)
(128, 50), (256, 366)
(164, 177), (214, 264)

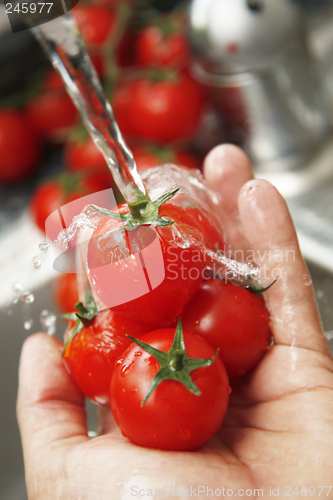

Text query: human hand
(17, 145), (333, 499)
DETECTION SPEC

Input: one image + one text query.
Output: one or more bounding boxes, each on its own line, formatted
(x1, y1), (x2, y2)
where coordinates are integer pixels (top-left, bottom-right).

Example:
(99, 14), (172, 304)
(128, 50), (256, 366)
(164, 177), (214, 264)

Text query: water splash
(40, 310), (57, 336)
(52, 165), (263, 290)
(12, 282), (23, 294)
(21, 291), (35, 304)
(27, 13), (146, 205)
(39, 241), (50, 253)
(24, 319), (34, 331)
(11, 282), (23, 304)
(32, 256), (42, 270)
(56, 208), (102, 251)
(206, 251), (260, 286)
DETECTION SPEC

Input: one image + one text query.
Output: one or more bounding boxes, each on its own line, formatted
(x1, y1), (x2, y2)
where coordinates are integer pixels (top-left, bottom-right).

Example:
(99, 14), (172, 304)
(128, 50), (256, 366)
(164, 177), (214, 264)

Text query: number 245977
(5, 3), (53, 14)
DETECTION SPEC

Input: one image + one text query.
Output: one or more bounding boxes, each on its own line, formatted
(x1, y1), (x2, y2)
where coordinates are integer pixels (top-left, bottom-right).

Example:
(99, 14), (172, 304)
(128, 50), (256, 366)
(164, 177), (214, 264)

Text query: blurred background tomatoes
(0, 0), (216, 235)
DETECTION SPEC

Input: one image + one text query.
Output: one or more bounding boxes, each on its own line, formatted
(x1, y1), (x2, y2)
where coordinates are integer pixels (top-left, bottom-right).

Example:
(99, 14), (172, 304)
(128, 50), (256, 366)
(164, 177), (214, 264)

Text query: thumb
(17, 333), (88, 458)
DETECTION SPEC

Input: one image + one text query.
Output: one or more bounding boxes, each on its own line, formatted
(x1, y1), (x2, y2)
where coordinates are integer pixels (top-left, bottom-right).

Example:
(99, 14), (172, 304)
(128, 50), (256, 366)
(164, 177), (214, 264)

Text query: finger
(17, 333), (88, 457)
(204, 144), (254, 250)
(238, 179), (329, 353)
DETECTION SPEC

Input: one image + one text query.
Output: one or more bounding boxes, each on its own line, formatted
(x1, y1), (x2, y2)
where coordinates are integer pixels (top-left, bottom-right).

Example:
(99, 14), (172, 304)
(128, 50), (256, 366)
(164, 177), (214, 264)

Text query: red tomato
(110, 326), (230, 450)
(135, 24), (189, 69)
(87, 200), (207, 329)
(30, 172), (113, 239)
(182, 279), (272, 378)
(65, 136), (108, 174)
(112, 72), (205, 143)
(53, 273), (79, 314)
(43, 70), (65, 91)
(72, 5), (116, 46)
(130, 144), (201, 172)
(26, 90), (78, 140)
(0, 109), (41, 184)
(175, 151), (201, 170)
(63, 308), (149, 405)
(89, 53), (105, 79)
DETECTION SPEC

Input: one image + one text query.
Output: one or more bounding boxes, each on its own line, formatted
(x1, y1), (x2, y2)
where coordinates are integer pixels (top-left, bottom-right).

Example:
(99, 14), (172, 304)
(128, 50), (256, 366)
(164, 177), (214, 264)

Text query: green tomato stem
(127, 318), (219, 406)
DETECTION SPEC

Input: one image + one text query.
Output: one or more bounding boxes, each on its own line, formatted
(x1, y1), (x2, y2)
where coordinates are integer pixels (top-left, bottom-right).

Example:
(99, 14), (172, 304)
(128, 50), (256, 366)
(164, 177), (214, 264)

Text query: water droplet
(39, 241), (50, 253)
(325, 331), (333, 342)
(302, 274), (312, 286)
(120, 364), (131, 377)
(122, 388), (126, 393)
(134, 351), (142, 357)
(40, 310), (57, 335)
(24, 319), (34, 330)
(21, 291), (35, 304)
(12, 282), (23, 294)
(316, 289), (324, 300)
(88, 430), (97, 438)
(32, 256), (42, 270)
(131, 388), (138, 393)
(116, 358), (123, 365)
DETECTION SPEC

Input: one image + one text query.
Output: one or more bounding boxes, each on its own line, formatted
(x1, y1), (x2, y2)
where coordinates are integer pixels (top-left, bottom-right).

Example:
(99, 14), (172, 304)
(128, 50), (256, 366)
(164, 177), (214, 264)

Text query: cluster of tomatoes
(0, 0), (205, 235)
(58, 186), (272, 452)
(0, 0), (273, 450)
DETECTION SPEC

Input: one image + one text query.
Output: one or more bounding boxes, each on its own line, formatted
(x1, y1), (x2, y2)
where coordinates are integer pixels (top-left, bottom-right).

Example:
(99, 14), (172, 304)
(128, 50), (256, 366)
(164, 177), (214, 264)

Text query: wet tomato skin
(63, 309), (149, 405)
(87, 203), (207, 330)
(53, 273), (79, 314)
(110, 328), (230, 451)
(182, 280), (272, 378)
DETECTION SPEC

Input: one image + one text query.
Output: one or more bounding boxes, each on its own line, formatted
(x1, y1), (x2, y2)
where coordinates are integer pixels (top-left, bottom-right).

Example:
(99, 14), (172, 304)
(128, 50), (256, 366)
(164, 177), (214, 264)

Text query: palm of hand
(59, 342), (332, 499)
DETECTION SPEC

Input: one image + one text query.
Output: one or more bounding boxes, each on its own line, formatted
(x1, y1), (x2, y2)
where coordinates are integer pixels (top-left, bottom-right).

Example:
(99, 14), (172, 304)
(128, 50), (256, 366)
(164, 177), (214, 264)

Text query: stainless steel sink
(0, 281), (99, 499)
(0, 261), (332, 500)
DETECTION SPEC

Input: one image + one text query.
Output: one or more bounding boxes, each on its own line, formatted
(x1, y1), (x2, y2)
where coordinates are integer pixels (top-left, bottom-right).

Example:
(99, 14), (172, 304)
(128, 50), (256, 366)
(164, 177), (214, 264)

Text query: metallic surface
(188, 0), (332, 171)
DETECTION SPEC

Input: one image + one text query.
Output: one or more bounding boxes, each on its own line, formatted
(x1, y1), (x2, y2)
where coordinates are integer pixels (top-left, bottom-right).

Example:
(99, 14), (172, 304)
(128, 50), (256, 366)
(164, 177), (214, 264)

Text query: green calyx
(151, 13), (182, 38)
(128, 318), (219, 406)
(91, 187), (180, 231)
(148, 68), (179, 84)
(247, 277), (278, 294)
(62, 289), (99, 355)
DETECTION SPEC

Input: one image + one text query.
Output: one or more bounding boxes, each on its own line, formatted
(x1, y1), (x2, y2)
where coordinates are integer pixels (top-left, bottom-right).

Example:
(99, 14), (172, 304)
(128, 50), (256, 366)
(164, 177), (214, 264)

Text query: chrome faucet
(188, 0), (332, 174)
